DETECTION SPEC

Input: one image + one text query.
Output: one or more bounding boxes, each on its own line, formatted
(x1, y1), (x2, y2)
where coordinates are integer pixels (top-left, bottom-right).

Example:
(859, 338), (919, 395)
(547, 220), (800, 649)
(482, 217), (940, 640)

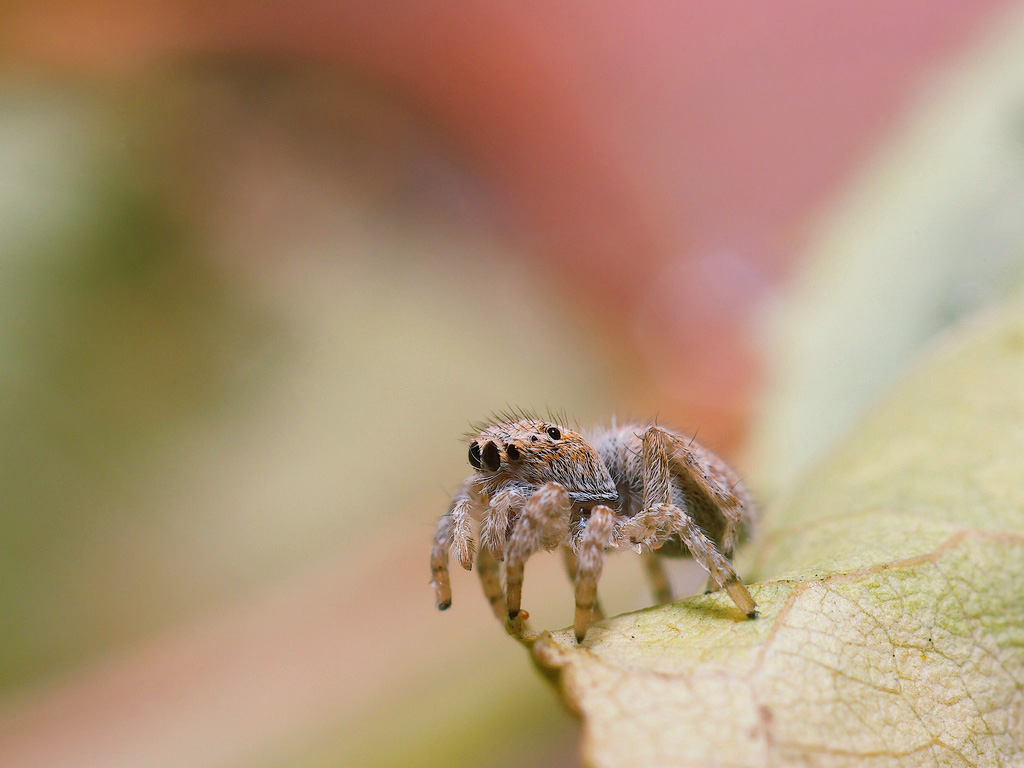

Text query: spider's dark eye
(481, 441), (501, 472)
(547, 427), (562, 440)
(506, 444), (521, 461)
(530, 435), (538, 442)
(468, 442), (482, 469)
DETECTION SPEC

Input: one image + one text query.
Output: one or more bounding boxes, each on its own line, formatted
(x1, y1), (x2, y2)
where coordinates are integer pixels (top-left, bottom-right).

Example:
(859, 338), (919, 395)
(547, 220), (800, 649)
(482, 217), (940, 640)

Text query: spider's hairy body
(430, 416), (758, 643)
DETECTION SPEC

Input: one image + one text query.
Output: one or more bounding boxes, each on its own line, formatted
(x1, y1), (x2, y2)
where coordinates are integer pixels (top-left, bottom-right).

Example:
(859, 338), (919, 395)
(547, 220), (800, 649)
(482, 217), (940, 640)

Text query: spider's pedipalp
(573, 504), (615, 643)
(480, 487), (526, 559)
(504, 482), (571, 620)
(450, 497), (477, 571)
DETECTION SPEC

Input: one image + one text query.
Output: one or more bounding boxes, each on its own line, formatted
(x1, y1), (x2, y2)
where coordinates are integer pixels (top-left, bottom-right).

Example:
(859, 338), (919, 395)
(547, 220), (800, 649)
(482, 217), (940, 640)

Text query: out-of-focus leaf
(748, 4), (1024, 495)
(527, 293), (1024, 767)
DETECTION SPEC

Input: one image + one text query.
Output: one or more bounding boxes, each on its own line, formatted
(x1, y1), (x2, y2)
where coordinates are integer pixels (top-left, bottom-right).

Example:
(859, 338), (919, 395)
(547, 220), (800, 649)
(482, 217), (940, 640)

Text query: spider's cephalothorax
(468, 420), (617, 504)
(430, 415), (758, 643)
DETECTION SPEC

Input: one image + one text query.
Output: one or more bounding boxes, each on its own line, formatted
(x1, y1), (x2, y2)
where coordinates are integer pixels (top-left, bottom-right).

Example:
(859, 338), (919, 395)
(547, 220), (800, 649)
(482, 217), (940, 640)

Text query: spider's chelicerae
(430, 415), (758, 642)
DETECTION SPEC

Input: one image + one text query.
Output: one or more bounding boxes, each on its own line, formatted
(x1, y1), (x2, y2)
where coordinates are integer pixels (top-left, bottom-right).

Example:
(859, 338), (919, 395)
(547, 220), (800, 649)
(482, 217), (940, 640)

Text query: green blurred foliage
(0, 87), (280, 687)
(0, 74), (617, 768)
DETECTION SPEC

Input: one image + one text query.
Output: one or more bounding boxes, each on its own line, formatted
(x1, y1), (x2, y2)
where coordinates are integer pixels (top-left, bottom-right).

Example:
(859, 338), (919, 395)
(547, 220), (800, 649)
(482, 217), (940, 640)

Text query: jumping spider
(430, 415), (757, 642)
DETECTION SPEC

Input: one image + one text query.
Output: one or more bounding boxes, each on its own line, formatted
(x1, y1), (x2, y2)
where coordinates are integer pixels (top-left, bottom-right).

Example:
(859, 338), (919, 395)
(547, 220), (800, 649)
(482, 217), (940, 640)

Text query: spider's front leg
(571, 505), (615, 643)
(504, 482), (571, 622)
(430, 514), (454, 610)
(476, 488), (526, 622)
(562, 546), (604, 622)
(622, 426), (757, 619)
(475, 547), (505, 620)
(430, 479), (484, 610)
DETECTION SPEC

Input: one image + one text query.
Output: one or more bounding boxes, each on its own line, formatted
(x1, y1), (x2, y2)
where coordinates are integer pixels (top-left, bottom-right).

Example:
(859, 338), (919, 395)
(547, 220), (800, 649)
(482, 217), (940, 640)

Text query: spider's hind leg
(627, 426), (757, 619)
(668, 431), (753, 555)
(703, 544), (734, 595)
(643, 551), (674, 604)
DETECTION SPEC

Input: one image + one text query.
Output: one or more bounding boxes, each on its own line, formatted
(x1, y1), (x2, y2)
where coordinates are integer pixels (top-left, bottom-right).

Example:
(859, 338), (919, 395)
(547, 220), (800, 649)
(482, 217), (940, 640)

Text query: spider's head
(468, 419), (617, 504)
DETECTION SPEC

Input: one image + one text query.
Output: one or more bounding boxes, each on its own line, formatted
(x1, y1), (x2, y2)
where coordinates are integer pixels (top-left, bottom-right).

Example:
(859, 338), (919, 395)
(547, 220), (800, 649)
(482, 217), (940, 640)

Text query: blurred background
(2, 2), (1024, 767)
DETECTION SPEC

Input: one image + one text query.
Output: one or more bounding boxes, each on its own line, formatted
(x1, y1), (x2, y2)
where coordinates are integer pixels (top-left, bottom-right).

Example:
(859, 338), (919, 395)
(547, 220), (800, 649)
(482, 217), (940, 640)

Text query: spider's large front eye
(481, 441), (501, 471)
(468, 442), (482, 469)
(547, 427), (562, 440)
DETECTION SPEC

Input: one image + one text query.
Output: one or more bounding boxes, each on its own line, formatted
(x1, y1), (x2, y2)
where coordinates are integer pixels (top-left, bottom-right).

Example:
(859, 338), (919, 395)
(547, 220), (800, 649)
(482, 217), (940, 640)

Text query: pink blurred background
(0, 2), (1019, 766)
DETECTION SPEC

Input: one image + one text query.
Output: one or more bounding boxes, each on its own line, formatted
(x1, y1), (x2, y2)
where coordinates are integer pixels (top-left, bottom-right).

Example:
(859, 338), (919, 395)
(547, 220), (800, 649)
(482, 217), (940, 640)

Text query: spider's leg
(665, 430), (753, 554)
(476, 545), (506, 620)
(504, 482), (571, 622)
(475, 489), (525, 622)
(562, 545), (603, 621)
(430, 512), (453, 610)
(573, 505), (615, 643)
(624, 503), (756, 617)
(642, 551), (673, 604)
(431, 479), (483, 610)
(626, 427), (757, 618)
